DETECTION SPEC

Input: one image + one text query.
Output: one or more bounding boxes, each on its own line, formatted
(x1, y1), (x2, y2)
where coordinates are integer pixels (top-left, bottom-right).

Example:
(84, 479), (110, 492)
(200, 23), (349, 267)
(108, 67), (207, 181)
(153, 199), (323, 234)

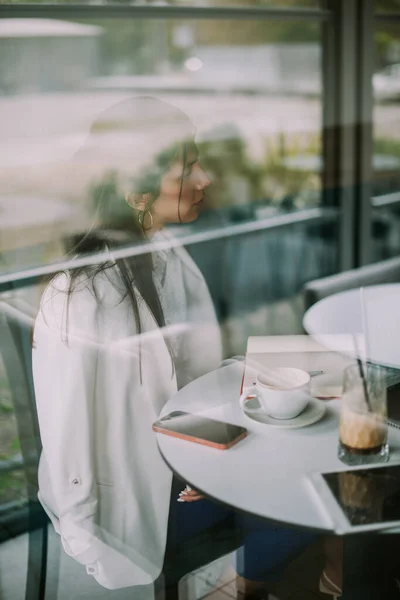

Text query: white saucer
(242, 397), (326, 429)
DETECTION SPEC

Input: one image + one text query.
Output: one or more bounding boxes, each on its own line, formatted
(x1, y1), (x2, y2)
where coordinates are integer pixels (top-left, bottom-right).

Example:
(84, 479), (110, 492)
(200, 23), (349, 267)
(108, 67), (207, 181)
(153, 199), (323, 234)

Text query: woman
(32, 96), (314, 592)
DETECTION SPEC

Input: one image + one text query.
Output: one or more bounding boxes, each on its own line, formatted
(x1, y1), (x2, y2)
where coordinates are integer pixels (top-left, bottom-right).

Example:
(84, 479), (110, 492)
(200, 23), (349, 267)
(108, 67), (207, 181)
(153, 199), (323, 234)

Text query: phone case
(152, 423), (247, 450)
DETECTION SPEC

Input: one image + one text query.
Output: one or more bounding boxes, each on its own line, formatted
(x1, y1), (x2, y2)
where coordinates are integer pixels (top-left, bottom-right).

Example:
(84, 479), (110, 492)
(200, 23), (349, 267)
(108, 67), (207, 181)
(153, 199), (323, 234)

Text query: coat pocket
(95, 482), (119, 542)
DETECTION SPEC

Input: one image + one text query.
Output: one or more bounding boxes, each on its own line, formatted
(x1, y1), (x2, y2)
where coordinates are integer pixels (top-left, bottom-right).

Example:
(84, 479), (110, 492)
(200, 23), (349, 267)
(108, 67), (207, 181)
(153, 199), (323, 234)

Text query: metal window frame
(0, 207), (337, 293)
(356, 0), (375, 266)
(0, 4), (331, 20)
(323, 0), (375, 270)
(372, 192), (400, 209)
(376, 13), (400, 22)
(323, 0), (357, 271)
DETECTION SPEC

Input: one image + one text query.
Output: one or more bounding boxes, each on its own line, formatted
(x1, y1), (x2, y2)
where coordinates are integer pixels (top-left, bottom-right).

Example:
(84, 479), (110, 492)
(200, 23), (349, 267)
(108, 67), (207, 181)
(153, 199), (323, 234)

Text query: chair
(159, 515), (243, 600)
(340, 533), (400, 599)
(0, 295), (60, 600)
(303, 255), (400, 311)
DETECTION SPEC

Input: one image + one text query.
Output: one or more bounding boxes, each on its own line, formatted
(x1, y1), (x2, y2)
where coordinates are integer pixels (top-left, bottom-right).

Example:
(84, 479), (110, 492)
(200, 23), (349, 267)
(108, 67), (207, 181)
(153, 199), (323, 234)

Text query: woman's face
(151, 142), (211, 227)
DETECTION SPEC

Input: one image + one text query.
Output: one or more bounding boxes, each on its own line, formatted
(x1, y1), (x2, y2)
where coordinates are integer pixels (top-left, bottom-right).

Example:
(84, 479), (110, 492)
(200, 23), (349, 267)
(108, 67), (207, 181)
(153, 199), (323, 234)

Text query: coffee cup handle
(239, 387), (260, 413)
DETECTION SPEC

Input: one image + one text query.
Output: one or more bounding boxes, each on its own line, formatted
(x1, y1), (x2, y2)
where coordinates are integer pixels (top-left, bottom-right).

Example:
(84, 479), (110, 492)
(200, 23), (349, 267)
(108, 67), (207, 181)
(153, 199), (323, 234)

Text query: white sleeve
(32, 274), (105, 565)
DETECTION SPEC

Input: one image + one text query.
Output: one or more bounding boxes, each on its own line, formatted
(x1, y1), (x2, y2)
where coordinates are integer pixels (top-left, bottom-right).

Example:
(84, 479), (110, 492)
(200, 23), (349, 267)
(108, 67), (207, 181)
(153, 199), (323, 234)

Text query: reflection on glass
(0, 16), (327, 341)
(0, 18), (323, 271)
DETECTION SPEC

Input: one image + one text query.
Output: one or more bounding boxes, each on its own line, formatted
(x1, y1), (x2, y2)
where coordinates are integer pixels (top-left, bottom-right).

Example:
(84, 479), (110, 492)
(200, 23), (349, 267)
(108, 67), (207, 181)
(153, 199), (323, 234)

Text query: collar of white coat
(151, 228), (203, 281)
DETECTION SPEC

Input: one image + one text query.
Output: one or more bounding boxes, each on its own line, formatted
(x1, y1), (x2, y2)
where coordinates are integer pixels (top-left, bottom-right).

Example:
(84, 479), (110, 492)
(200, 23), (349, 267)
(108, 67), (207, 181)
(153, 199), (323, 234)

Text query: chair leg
(154, 581), (180, 600)
(26, 522), (47, 600)
(164, 583), (179, 600)
(45, 524), (60, 600)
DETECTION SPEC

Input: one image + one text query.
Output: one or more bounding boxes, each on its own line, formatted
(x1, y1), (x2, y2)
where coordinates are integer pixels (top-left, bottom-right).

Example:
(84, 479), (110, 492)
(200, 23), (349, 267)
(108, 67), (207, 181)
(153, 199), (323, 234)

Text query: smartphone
(152, 411), (247, 450)
(308, 465), (400, 534)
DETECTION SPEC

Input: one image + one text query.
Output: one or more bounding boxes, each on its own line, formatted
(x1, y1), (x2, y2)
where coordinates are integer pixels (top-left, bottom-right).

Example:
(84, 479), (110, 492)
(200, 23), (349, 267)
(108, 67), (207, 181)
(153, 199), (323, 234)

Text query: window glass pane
(0, 14), (339, 595)
(372, 23), (400, 261)
(0, 17), (330, 350)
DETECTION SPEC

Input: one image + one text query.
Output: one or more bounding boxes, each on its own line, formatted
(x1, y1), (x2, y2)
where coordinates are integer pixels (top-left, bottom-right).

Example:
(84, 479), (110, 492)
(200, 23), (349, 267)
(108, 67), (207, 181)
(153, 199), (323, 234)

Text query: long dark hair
(61, 97), (193, 360)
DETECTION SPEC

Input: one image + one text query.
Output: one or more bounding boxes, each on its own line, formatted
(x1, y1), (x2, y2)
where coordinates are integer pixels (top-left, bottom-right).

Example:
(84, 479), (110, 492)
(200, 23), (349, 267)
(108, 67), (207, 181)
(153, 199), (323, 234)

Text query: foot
(321, 536), (343, 596)
(320, 569), (342, 597)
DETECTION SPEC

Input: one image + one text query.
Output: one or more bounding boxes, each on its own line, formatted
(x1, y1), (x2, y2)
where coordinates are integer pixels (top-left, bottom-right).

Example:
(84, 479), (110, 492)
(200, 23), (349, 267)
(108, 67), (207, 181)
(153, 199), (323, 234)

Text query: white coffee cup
(239, 367), (310, 420)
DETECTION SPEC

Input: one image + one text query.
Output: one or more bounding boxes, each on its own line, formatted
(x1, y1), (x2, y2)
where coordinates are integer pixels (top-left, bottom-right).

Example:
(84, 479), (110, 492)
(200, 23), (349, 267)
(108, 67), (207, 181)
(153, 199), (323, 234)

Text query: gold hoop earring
(138, 209), (154, 231)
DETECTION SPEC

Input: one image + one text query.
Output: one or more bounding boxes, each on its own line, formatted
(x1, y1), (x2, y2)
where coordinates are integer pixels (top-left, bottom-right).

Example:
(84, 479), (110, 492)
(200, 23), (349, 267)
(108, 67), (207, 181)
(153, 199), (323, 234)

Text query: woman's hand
(177, 485), (204, 502)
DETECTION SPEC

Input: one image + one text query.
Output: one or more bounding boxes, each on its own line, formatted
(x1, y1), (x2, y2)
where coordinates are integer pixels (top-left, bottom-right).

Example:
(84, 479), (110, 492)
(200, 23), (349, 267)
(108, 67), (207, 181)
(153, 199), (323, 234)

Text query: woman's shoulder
(41, 270), (98, 304)
(39, 265), (124, 321)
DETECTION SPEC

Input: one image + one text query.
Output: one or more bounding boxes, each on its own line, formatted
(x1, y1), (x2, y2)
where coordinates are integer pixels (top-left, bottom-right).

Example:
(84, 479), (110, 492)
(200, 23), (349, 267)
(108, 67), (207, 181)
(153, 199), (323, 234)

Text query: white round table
(303, 284), (400, 369)
(156, 362), (400, 532)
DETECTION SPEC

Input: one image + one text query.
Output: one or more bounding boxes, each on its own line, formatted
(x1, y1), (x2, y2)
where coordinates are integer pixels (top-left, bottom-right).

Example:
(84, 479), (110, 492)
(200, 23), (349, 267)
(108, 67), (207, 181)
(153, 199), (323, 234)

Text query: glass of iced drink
(338, 364), (388, 465)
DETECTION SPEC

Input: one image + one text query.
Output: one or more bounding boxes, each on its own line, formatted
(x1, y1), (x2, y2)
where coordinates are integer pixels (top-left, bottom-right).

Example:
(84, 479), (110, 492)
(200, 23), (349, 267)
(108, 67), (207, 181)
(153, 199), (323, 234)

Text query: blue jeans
(167, 478), (316, 582)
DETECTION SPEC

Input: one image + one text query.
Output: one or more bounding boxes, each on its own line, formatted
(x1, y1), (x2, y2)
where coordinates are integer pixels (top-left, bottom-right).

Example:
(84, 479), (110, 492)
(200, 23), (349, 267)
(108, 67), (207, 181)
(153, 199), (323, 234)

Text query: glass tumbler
(338, 363), (388, 466)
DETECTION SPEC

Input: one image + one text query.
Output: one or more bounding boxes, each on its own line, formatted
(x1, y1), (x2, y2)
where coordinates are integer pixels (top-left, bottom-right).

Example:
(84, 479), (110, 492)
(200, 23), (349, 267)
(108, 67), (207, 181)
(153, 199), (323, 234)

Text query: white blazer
(32, 243), (222, 590)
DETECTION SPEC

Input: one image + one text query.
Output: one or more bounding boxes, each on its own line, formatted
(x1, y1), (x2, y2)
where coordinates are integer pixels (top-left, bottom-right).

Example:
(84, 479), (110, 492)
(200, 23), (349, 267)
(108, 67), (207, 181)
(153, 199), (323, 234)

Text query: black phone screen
(154, 411), (247, 446)
(323, 464), (400, 528)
